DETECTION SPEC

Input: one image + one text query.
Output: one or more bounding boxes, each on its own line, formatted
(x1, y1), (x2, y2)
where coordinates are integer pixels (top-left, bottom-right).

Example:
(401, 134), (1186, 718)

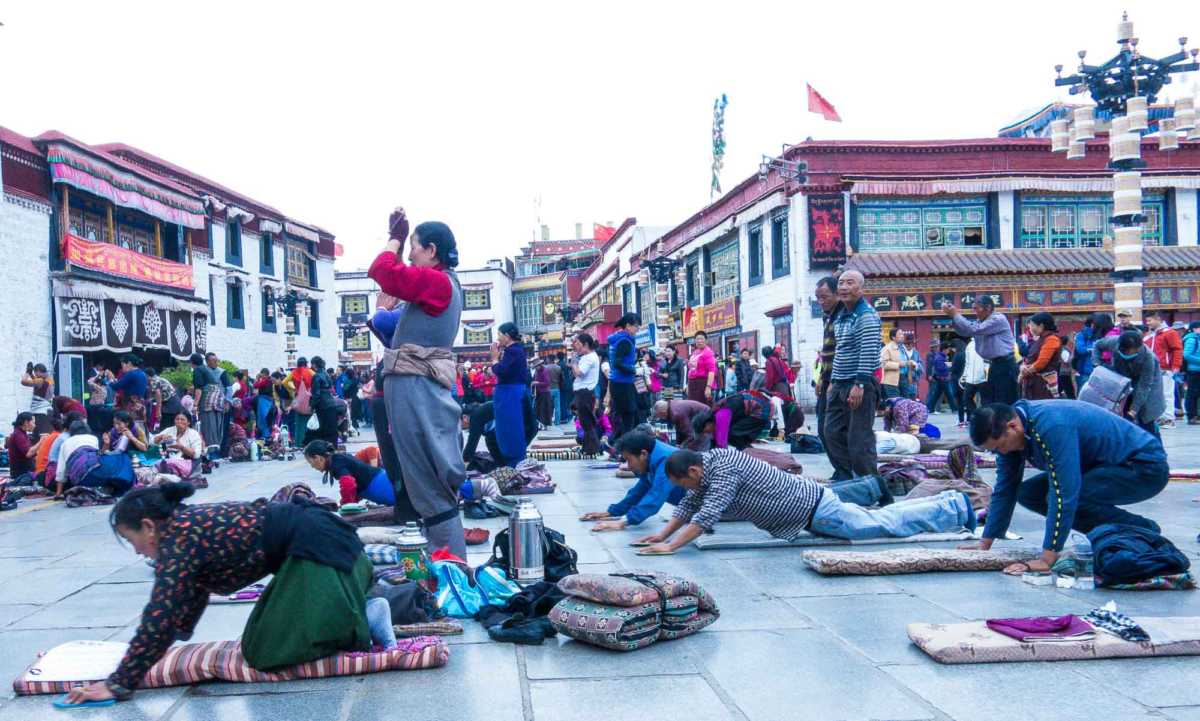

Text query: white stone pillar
(997, 191), (1016, 249)
(1176, 188), (1198, 247)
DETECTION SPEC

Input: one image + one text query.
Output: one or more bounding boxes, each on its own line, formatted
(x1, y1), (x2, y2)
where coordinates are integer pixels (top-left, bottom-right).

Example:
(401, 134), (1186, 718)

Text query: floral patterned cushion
(802, 548), (1039, 576)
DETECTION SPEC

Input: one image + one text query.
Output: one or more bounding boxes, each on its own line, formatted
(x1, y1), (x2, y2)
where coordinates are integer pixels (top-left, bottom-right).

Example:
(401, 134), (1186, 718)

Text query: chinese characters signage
(807, 195), (846, 268)
(683, 298), (739, 336)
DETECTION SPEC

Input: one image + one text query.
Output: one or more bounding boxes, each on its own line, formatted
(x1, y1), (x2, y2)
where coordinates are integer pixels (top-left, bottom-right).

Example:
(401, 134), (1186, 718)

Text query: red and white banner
(63, 234), (195, 290)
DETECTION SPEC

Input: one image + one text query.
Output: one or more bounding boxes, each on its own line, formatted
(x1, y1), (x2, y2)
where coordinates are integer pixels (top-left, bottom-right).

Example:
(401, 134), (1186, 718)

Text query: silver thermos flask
(509, 498), (545, 585)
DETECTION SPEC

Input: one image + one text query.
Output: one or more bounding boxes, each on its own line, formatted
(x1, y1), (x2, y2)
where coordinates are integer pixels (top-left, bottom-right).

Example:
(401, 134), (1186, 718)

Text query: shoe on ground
(464, 528), (490, 546)
(1189, 418), (1200, 426)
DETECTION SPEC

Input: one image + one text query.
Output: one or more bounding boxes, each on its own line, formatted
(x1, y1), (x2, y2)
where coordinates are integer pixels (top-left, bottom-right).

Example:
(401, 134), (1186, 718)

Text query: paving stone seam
(515, 645), (536, 721)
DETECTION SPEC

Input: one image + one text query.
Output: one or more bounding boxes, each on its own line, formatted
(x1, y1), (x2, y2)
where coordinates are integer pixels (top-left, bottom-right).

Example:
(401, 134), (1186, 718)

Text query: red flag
(593, 223), (617, 242)
(807, 84), (842, 122)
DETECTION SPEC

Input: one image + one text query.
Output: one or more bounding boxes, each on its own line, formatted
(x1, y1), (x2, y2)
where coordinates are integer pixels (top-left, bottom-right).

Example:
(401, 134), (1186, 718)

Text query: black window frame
(260, 232), (274, 275)
(770, 211), (790, 278)
(748, 222), (764, 287)
(226, 220), (243, 267)
(262, 287), (277, 333)
(226, 279), (245, 329)
(307, 300), (321, 337)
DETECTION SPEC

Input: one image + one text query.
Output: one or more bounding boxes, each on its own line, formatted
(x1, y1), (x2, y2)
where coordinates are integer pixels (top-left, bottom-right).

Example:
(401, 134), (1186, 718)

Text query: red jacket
(1144, 327), (1183, 371)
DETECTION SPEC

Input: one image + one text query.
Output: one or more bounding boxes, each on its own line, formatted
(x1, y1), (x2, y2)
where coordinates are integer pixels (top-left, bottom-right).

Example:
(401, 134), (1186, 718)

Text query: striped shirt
(673, 448), (824, 540)
(830, 297), (882, 383)
(818, 302), (844, 387)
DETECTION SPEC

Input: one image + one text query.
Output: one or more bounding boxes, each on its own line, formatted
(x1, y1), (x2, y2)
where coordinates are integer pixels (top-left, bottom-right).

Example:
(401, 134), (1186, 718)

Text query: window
(262, 288), (277, 333)
(260, 232), (274, 275)
(685, 262), (699, 306)
(464, 327), (492, 345)
(226, 221), (243, 266)
(770, 210), (790, 277)
(226, 280), (245, 329)
(774, 316), (793, 358)
(287, 241), (314, 286)
(857, 200), (986, 252)
(344, 330), (370, 351)
(639, 282), (652, 325)
(463, 288), (491, 309)
(622, 284), (634, 314)
(342, 294), (369, 315)
(709, 242), (739, 301)
(307, 300), (321, 337)
(1018, 195), (1164, 248)
(748, 222), (764, 286)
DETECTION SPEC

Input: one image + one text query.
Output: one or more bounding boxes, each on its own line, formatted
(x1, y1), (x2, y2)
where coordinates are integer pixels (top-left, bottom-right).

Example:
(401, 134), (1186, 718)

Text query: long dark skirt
(535, 391), (554, 427)
(493, 383), (529, 466)
(687, 377), (710, 405)
(241, 555), (372, 671)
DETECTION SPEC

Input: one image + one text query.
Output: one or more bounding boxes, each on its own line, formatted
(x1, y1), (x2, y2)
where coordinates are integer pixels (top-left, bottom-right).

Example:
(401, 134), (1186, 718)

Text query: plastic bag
(307, 413), (320, 431)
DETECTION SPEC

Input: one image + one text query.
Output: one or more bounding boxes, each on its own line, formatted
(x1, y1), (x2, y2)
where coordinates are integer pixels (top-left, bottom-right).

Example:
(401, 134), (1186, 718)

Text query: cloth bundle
(344, 507), (400, 527)
(1089, 523), (1191, 586)
(364, 544), (400, 566)
(13, 638), (449, 695)
(63, 487), (115, 508)
(1078, 365), (1133, 415)
(548, 571), (719, 651)
(489, 460), (555, 495)
(742, 447), (803, 474)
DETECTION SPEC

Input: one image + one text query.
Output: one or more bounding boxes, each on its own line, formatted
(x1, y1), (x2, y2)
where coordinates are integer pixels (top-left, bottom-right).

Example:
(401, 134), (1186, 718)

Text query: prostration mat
(13, 638), (449, 695)
(909, 618), (1200, 664)
(692, 522), (972, 550)
(801, 547), (1040, 576)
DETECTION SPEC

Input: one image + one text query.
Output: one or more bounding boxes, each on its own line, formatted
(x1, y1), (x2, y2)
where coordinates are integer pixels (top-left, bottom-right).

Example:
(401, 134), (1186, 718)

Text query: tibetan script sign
(871, 296), (893, 312)
(64, 234), (194, 290)
(807, 195), (846, 268)
(896, 294), (928, 312)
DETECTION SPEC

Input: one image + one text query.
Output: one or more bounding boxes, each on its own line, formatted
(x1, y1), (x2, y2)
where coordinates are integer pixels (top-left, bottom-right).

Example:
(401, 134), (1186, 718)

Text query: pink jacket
(687, 347), (717, 387)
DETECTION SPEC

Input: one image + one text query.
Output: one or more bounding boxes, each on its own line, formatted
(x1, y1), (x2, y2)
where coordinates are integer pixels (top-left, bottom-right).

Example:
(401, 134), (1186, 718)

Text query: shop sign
(870, 296), (892, 312)
(634, 325), (656, 347)
(895, 294), (928, 312)
(683, 298), (739, 336)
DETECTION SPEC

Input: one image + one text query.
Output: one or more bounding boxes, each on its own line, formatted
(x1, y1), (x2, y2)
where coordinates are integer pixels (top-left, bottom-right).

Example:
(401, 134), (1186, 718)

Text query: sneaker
(873, 475), (894, 507)
(1189, 419), (1200, 426)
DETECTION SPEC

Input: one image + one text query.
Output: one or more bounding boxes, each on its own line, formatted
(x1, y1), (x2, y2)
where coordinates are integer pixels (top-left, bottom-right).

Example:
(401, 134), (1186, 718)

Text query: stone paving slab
(0, 419), (1198, 720)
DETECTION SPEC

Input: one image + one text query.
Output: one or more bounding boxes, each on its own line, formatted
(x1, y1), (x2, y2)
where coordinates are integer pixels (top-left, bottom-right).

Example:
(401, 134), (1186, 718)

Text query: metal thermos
(396, 522), (433, 590)
(509, 498), (545, 585)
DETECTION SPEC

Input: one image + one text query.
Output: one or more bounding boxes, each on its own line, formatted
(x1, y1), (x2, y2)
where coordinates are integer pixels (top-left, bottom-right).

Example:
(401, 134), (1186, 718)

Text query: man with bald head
(824, 269), (883, 479)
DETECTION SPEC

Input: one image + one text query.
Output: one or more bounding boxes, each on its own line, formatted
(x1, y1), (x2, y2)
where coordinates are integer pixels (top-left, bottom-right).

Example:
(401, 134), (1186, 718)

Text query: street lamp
(265, 287), (306, 367)
(1049, 13), (1198, 323)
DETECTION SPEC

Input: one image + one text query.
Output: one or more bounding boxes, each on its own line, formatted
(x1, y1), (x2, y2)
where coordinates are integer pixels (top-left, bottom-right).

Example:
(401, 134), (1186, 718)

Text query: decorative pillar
(154, 221), (162, 257)
(1110, 117), (1146, 324)
(60, 186), (70, 245)
(106, 203), (115, 245)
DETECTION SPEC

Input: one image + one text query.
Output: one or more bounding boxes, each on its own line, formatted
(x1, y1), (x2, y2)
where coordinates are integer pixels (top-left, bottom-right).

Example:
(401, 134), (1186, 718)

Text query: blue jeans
(808, 488), (970, 540)
(926, 379), (957, 413)
(1015, 448), (1168, 534)
(366, 597), (397, 650)
(550, 388), (561, 424)
(827, 476), (883, 507)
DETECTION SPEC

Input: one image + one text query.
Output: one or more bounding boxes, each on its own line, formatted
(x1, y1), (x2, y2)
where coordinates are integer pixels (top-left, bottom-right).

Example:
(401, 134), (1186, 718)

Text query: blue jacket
(984, 400), (1164, 552)
(1183, 332), (1200, 373)
(607, 331), (637, 384)
(1089, 523), (1190, 585)
(1073, 328), (1095, 377)
(607, 440), (684, 525)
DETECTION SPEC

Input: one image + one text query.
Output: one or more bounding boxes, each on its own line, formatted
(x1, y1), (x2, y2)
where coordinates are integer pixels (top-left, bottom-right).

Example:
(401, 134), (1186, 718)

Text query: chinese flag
(807, 84), (842, 122)
(593, 223), (617, 242)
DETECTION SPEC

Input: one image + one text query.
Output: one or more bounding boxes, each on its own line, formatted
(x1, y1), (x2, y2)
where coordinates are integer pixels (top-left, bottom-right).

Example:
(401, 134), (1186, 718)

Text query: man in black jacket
(462, 400), (538, 469)
(735, 348), (754, 392)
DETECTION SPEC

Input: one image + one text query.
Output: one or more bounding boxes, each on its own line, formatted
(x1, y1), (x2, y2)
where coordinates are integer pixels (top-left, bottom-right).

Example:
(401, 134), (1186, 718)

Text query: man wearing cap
(1143, 310), (1182, 428)
(942, 295), (1018, 405)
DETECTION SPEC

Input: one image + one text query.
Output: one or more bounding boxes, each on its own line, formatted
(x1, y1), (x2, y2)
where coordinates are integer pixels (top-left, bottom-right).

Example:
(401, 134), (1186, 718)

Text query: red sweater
(368, 251), (452, 316)
(1144, 327), (1183, 371)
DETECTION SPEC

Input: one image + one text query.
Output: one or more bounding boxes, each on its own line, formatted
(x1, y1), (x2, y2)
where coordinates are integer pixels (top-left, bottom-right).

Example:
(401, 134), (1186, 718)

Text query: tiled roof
(845, 246), (1200, 277)
(0, 126), (41, 156)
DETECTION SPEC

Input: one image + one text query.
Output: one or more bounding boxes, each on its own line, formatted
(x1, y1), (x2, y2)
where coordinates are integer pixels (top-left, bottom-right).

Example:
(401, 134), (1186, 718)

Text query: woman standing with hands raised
(368, 208), (467, 557)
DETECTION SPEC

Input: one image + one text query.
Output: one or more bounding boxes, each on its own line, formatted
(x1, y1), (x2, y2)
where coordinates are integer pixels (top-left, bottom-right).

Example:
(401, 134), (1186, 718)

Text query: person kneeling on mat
(581, 430), (683, 532)
(304, 440), (396, 506)
(960, 400), (1169, 575)
(63, 482), (376, 704)
(633, 449), (974, 555)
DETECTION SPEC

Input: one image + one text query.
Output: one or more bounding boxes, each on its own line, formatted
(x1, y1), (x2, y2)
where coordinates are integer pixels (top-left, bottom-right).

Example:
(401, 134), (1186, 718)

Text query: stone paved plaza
(1, 414), (1198, 721)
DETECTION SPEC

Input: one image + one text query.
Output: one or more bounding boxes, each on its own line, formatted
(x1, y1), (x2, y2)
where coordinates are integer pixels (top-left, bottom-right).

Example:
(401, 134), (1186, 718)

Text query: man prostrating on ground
(633, 448), (975, 554)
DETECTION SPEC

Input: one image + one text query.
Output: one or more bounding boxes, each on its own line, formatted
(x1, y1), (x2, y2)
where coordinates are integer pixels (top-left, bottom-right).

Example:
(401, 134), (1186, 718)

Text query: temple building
(0, 126), (337, 424)
(633, 112), (1200, 399)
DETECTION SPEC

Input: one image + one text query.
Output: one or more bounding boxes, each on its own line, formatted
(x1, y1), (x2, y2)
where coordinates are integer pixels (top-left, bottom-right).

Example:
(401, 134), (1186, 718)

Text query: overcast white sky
(3, 1), (1194, 269)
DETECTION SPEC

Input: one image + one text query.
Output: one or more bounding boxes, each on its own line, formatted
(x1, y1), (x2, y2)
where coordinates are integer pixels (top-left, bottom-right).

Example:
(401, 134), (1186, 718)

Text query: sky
(2, 1), (1194, 270)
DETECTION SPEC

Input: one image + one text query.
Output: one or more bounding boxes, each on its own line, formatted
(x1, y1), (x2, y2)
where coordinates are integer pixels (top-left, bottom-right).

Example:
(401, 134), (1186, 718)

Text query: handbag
(292, 381), (312, 415)
(432, 560), (485, 618)
(1039, 370), (1060, 397)
(486, 525), (578, 582)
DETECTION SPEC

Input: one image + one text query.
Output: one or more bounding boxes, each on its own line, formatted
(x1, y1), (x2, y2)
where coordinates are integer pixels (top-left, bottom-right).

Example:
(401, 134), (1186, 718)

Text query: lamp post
(265, 287), (305, 368)
(1050, 13), (1198, 323)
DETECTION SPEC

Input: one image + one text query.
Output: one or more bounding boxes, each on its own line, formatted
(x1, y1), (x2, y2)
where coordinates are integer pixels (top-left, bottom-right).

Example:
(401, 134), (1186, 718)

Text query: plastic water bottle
(1071, 534), (1095, 590)
(279, 425), (292, 450)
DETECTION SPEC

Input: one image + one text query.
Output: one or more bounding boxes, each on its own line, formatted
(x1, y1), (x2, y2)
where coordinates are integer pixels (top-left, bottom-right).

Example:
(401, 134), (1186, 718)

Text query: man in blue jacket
(962, 400), (1168, 574)
(581, 430), (683, 531)
(1183, 320), (1200, 425)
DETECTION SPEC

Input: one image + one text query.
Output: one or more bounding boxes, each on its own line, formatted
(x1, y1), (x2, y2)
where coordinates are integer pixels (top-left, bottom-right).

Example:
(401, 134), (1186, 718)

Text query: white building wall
(0, 193), (53, 427)
(333, 272), (382, 363)
(1176, 188), (1198, 247)
(453, 262), (513, 348)
(199, 221), (337, 372)
(736, 192), (794, 357)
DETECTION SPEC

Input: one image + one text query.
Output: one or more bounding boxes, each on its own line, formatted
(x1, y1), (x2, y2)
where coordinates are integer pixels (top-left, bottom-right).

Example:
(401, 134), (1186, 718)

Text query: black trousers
(371, 393), (420, 524)
(983, 355), (1019, 405)
(823, 380), (879, 480)
(815, 385), (828, 442)
(574, 389), (601, 455)
(608, 381), (638, 441)
(1185, 371), (1200, 421)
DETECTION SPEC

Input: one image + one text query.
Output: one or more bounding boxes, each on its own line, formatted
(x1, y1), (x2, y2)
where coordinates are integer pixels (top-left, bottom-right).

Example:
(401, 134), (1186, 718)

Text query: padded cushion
(14, 637), (449, 695)
(908, 619), (1200, 664)
(802, 548), (1040, 576)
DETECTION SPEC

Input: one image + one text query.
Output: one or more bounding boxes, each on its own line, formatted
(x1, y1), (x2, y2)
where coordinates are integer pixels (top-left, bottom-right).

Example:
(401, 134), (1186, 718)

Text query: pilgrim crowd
(1, 208), (1191, 705)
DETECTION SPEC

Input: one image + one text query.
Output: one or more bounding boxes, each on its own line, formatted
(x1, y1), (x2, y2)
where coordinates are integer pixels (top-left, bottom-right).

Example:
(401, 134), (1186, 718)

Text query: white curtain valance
(226, 205), (256, 224)
(850, 175), (1200, 196)
(285, 222), (320, 242)
(259, 219), (283, 234)
(51, 277), (208, 313)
